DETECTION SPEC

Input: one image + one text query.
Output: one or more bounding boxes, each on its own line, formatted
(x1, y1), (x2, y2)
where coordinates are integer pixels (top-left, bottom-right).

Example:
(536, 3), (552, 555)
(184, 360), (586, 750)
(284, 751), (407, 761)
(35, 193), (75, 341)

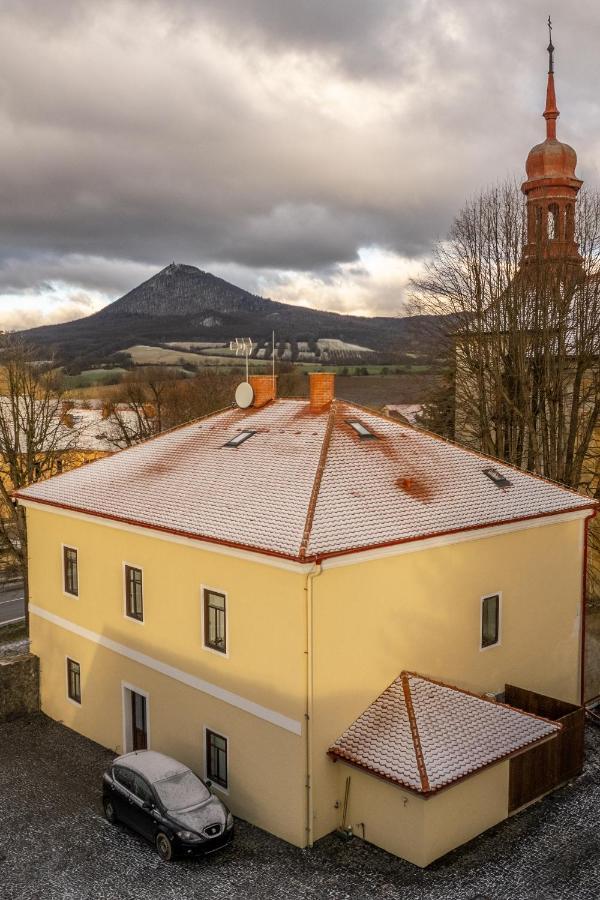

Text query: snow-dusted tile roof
(15, 398), (593, 561)
(328, 672), (561, 793)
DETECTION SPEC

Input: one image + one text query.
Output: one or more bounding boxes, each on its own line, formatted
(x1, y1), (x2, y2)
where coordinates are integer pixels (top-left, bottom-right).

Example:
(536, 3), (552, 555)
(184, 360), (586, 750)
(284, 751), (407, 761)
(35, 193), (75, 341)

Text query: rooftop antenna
(547, 15), (554, 74)
(272, 330), (276, 394)
(230, 336), (253, 382)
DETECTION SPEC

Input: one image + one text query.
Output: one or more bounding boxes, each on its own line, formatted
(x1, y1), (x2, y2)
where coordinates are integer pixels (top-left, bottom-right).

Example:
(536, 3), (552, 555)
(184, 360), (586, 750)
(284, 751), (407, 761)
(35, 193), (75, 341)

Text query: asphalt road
(0, 585), (25, 624)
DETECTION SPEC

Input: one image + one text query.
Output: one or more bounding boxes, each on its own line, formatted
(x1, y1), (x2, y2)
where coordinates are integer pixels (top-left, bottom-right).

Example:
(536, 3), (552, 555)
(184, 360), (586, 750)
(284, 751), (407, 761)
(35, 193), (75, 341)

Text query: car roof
(114, 750), (190, 784)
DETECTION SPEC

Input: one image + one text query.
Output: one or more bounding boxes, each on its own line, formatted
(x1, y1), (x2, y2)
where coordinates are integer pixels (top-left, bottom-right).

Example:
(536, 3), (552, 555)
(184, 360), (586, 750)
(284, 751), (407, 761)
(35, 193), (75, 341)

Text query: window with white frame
(481, 594), (500, 648)
(67, 658), (81, 703)
(206, 729), (228, 788)
(203, 589), (226, 653)
(63, 547), (78, 596)
(125, 565), (144, 621)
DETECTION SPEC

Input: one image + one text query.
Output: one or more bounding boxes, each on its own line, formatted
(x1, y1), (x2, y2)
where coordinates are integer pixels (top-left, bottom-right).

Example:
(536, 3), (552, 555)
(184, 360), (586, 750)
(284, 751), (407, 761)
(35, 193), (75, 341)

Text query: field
(334, 373), (433, 407)
(124, 345), (269, 369)
(61, 368), (127, 389)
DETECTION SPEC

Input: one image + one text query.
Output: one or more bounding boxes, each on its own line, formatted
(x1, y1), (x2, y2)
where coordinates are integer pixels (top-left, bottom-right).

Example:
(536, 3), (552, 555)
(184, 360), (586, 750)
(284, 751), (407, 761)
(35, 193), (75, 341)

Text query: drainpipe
(581, 511), (596, 706)
(305, 560), (322, 848)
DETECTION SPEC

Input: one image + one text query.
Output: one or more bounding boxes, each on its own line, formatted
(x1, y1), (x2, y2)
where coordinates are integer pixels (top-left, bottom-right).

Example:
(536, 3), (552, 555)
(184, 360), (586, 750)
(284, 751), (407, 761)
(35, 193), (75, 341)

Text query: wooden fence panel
(505, 684), (584, 813)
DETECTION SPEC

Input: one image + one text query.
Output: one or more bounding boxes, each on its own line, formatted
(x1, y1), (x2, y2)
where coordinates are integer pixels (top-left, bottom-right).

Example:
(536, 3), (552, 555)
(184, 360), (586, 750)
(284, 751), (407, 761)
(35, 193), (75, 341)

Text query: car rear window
(153, 769), (210, 811)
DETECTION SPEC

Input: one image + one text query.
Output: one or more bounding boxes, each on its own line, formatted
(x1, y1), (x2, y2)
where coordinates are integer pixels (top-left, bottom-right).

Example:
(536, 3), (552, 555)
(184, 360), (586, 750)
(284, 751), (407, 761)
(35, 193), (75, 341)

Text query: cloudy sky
(1, 0), (600, 330)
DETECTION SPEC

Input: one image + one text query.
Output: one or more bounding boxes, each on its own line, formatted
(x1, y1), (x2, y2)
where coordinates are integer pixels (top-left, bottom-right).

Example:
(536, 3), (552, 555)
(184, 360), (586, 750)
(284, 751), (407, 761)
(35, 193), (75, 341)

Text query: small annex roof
(14, 398), (594, 562)
(328, 672), (561, 794)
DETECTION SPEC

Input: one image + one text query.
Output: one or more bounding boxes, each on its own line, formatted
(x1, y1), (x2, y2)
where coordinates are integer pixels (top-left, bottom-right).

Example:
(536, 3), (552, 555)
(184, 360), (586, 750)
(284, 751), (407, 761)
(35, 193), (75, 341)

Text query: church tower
(521, 20), (583, 268)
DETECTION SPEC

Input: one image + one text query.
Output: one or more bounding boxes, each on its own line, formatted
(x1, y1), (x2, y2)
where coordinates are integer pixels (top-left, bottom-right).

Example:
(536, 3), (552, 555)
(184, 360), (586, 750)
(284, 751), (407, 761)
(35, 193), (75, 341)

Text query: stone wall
(0, 654), (40, 722)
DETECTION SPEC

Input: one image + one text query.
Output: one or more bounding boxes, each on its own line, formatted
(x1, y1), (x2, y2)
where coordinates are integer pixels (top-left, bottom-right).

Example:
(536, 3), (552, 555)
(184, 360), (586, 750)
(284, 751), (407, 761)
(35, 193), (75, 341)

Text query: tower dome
(521, 20), (583, 268)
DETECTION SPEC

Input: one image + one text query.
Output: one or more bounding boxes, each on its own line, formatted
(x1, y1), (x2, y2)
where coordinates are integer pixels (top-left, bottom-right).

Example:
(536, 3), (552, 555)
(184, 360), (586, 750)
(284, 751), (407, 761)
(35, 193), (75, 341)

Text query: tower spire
(544, 16), (559, 140)
(547, 15), (554, 74)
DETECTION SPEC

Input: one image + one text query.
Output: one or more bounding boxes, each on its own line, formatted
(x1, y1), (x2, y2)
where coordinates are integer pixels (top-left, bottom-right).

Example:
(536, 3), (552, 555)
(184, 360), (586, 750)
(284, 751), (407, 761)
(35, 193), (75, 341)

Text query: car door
(128, 773), (157, 840)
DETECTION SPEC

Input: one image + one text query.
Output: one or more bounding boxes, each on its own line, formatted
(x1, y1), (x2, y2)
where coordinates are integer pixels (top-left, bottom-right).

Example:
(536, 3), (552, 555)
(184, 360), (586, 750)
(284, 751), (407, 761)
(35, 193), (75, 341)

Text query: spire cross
(547, 15), (554, 74)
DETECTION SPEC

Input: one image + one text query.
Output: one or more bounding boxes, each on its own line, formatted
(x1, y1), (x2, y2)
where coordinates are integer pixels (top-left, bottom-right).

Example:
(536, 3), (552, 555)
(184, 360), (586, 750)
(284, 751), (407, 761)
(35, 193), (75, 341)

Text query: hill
(18, 263), (445, 367)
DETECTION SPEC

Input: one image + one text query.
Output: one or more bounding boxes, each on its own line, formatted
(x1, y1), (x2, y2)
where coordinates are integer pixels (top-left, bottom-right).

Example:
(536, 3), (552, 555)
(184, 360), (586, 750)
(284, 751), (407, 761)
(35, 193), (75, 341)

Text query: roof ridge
(337, 398), (596, 505)
(298, 400), (337, 560)
(400, 672), (430, 793)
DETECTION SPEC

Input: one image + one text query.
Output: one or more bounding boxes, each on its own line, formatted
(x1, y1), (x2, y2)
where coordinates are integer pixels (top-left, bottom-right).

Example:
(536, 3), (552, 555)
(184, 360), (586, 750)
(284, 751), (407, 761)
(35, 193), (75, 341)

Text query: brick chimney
(248, 375), (277, 408)
(308, 372), (335, 411)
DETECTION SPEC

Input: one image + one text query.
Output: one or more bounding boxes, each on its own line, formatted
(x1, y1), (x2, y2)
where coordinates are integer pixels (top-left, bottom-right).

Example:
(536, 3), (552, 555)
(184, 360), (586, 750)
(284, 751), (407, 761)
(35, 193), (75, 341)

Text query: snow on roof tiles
(328, 672), (561, 793)
(15, 398), (593, 561)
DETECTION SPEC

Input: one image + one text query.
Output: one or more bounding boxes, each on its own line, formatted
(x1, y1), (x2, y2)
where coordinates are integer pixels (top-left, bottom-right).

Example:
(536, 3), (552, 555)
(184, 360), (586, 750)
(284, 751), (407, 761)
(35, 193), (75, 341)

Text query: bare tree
(0, 340), (81, 627)
(412, 180), (600, 595)
(102, 367), (177, 448)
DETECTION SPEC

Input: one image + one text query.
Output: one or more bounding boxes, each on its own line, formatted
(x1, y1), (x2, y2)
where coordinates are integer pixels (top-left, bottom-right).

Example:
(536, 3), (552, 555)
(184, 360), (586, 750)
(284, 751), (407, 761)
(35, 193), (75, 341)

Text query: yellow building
(16, 373), (594, 866)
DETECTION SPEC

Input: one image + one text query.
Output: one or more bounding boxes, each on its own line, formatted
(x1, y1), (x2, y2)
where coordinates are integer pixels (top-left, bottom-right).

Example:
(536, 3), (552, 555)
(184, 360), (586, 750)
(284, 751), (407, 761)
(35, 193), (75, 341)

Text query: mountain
(18, 263), (445, 366)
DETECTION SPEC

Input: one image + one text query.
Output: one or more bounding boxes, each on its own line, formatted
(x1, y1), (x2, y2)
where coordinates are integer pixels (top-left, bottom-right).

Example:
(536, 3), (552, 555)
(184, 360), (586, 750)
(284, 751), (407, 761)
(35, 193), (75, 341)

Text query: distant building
(382, 403), (423, 425)
(17, 372), (593, 866)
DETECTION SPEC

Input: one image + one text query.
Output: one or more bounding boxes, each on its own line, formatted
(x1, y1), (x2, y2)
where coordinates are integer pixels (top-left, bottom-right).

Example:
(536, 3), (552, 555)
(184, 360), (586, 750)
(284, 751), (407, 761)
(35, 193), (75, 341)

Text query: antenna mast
(230, 337), (253, 382)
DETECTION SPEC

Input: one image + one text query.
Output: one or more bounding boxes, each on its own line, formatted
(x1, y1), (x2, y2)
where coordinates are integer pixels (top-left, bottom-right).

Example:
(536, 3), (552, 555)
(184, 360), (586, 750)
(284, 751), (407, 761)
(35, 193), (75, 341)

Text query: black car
(102, 749), (234, 861)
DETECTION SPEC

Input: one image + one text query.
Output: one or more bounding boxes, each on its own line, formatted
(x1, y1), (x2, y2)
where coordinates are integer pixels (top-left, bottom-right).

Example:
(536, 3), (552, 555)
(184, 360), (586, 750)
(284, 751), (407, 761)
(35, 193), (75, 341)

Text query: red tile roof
(328, 672), (561, 793)
(15, 398), (594, 561)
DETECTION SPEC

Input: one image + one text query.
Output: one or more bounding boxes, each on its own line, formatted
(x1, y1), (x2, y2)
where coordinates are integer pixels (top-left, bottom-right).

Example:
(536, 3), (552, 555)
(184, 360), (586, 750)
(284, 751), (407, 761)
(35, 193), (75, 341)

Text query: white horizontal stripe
(30, 604), (302, 736)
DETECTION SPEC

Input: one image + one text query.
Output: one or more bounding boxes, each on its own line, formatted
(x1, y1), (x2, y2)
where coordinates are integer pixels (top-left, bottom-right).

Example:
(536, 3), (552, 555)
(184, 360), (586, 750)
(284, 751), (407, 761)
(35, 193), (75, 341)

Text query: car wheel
(103, 797), (118, 825)
(155, 832), (174, 862)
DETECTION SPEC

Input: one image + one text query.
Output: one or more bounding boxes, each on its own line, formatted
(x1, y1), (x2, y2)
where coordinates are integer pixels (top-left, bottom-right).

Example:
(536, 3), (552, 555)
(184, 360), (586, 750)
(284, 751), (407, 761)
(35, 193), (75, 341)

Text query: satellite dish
(235, 381), (254, 409)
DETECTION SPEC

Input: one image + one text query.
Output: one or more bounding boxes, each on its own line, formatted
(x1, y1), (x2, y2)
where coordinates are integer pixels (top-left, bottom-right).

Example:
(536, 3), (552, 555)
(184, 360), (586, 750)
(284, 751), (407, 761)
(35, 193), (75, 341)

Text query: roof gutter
(305, 560), (322, 848)
(581, 510), (596, 705)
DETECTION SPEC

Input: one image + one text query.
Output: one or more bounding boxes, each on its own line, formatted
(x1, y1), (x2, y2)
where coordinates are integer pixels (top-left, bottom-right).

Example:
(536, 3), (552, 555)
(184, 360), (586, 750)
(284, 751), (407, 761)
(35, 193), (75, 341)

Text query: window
(114, 766), (136, 793)
(132, 773), (154, 805)
(346, 420), (375, 438)
(125, 565), (144, 621)
(482, 467), (511, 489)
(224, 431), (255, 448)
(548, 203), (559, 240)
(67, 658), (81, 703)
(206, 729), (228, 789)
(481, 594), (500, 649)
(203, 589), (226, 653)
(63, 547), (78, 596)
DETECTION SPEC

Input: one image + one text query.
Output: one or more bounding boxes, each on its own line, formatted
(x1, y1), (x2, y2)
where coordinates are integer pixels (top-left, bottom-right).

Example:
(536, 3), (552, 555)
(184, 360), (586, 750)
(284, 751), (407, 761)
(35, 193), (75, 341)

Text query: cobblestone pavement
(1, 714), (599, 900)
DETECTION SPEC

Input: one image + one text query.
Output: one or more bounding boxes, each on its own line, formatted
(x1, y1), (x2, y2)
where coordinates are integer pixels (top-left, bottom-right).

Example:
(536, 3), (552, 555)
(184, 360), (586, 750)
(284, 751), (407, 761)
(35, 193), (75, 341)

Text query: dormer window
(224, 430), (255, 448)
(346, 420), (375, 439)
(483, 467), (511, 489)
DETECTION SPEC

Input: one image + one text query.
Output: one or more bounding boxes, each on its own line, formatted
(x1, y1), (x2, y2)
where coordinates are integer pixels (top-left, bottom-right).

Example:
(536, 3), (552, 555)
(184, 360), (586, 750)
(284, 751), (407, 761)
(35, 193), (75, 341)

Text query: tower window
(548, 203), (559, 240)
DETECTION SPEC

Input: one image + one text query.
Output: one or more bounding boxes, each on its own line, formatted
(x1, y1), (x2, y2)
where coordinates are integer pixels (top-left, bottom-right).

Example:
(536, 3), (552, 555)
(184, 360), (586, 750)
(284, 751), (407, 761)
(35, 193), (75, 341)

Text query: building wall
(26, 505), (308, 847)
(336, 759), (509, 868)
(335, 762), (425, 865)
(311, 516), (584, 840)
(421, 760), (509, 865)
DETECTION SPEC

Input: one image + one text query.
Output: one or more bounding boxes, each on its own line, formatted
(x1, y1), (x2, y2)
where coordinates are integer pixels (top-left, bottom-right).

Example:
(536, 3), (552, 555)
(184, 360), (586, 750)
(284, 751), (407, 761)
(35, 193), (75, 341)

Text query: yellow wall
(422, 760), (509, 865)
(24, 501), (584, 859)
(335, 763), (425, 865)
(26, 505), (308, 846)
(337, 760), (509, 867)
(311, 517), (583, 840)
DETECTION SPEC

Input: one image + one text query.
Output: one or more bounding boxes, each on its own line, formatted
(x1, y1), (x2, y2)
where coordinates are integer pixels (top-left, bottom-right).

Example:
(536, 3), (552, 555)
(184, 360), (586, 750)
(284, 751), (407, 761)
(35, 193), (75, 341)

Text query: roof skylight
(224, 430), (256, 448)
(346, 420), (375, 439)
(482, 467), (511, 488)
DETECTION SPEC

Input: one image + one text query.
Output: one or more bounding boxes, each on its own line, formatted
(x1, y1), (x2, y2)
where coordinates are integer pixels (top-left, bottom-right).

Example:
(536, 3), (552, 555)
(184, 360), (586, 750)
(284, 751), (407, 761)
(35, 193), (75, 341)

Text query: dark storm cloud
(1, 0), (600, 321)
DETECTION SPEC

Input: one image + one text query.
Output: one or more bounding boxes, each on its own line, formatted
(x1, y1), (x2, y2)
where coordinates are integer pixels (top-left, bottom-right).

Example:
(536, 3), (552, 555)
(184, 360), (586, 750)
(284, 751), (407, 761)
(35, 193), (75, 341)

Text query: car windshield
(153, 769), (210, 811)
